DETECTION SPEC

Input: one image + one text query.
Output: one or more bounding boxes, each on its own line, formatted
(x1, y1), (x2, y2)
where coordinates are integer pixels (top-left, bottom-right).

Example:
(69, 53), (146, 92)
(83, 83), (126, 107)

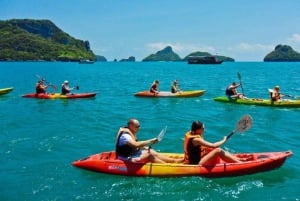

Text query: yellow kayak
(134, 90), (206, 98)
(0, 87), (13, 96)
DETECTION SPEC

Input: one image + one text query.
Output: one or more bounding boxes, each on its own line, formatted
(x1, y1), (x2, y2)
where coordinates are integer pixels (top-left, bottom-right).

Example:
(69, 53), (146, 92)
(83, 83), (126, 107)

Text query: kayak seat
(257, 155), (270, 159)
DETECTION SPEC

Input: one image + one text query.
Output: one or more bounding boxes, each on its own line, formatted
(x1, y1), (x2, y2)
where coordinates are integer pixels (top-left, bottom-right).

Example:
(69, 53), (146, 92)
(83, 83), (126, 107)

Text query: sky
(1, 0), (300, 61)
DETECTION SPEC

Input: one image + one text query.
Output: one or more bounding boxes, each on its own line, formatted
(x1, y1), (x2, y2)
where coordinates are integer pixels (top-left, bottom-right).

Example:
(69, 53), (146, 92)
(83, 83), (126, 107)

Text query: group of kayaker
(35, 79), (78, 95)
(226, 82), (283, 102)
(149, 77), (283, 102)
(116, 79), (285, 165)
(115, 118), (251, 164)
(149, 79), (181, 94)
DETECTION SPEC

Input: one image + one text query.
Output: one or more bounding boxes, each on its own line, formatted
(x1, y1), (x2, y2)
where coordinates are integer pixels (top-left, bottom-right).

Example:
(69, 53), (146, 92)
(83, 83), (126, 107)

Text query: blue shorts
(118, 149), (143, 162)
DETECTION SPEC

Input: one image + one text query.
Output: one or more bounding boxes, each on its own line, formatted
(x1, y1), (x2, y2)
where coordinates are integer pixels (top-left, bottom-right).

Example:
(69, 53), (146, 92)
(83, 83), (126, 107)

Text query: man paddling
(225, 82), (244, 99)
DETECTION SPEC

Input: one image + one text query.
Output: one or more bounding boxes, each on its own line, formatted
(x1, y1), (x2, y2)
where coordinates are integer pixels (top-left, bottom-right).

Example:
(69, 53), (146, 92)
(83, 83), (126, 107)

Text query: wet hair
(191, 120), (203, 131)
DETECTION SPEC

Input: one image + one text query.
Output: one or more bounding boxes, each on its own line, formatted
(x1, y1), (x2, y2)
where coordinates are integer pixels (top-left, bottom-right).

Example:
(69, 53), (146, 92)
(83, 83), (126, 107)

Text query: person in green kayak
(35, 79), (48, 94)
(183, 120), (250, 165)
(149, 80), (159, 94)
(270, 85), (281, 101)
(116, 118), (183, 163)
(225, 82), (244, 99)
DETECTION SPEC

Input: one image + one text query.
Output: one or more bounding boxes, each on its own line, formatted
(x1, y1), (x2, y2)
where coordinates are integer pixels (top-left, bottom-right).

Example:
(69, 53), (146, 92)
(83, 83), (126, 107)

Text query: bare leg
(199, 148), (241, 165)
(149, 149), (183, 163)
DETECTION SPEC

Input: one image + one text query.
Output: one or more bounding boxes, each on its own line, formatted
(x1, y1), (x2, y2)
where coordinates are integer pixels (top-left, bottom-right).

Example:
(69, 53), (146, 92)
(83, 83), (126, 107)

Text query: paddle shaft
(226, 130), (236, 140)
(237, 72), (245, 95)
(281, 93), (299, 99)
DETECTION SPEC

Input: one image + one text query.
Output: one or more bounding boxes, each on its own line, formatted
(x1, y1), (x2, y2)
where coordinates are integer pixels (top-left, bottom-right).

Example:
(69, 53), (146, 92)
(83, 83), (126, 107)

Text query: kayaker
(270, 85), (281, 101)
(116, 118), (183, 163)
(225, 82), (244, 99)
(149, 80), (159, 94)
(171, 80), (180, 93)
(61, 80), (77, 95)
(183, 120), (248, 165)
(35, 79), (48, 94)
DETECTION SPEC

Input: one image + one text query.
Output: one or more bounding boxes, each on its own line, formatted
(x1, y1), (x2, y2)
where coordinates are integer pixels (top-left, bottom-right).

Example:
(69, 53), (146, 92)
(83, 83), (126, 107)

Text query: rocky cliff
(264, 44), (300, 62)
(0, 19), (96, 61)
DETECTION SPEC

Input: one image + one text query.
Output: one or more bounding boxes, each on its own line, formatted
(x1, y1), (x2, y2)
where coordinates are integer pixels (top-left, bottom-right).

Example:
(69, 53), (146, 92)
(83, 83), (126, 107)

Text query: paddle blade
(157, 126), (167, 141)
(236, 114), (252, 133)
(237, 72), (241, 80)
(226, 114), (252, 140)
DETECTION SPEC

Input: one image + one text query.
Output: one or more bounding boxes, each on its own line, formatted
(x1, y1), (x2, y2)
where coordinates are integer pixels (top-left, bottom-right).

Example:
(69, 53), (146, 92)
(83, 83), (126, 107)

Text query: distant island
(142, 46), (234, 62)
(142, 46), (182, 62)
(0, 19), (97, 61)
(264, 44), (300, 62)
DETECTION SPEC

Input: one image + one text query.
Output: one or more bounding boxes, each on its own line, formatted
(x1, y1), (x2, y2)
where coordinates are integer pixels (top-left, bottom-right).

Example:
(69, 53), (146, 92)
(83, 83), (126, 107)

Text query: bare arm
(127, 137), (158, 148)
(193, 136), (226, 148)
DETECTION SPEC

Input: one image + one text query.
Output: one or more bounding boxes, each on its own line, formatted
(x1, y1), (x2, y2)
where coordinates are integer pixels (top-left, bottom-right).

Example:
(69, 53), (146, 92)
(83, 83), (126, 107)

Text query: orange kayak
(22, 92), (96, 99)
(134, 90), (206, 98)
(72, 150), (292, 177)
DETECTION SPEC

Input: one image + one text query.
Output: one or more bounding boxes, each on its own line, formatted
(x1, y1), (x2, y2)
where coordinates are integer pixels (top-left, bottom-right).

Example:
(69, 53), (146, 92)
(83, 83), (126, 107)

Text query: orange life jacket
(183, 131), (209, 164)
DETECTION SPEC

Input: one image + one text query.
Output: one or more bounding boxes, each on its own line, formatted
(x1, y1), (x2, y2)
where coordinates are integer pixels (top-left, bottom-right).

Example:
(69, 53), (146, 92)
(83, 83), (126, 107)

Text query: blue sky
(1, 0), (300, 61)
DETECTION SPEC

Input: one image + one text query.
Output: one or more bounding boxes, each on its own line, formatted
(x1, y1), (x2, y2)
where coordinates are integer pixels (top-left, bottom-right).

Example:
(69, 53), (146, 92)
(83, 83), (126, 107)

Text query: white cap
(64, 80), (69, 84)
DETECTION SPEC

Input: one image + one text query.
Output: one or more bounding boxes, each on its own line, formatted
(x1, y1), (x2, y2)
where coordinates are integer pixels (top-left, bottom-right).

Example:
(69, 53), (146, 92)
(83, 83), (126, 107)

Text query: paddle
(237, 72), (244, 95)
(156, 126), (167, 142)
(149, 126), (167, 150)
(226, 114), (253, 140)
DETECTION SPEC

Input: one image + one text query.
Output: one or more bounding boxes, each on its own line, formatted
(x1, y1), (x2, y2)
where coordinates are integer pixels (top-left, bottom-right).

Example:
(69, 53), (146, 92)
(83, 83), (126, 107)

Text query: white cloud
(229, 43), (274, 51)
(223, 43), (275, 61)
(146, 42), (216, 55)
(288, 33), (300, 43)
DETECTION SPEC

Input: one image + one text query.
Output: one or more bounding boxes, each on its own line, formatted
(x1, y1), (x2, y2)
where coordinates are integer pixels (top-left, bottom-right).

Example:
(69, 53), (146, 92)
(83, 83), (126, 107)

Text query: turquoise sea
(1, 61), (299, 201)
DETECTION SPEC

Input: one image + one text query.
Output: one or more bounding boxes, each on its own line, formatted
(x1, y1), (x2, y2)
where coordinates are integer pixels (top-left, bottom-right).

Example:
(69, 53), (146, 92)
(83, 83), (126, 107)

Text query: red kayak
(72, 150), (292, 177)
(22, 92), (96, 99)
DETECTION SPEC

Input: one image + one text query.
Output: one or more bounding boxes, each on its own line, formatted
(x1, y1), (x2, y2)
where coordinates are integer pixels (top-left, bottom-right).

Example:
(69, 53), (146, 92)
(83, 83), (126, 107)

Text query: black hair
(191, 120), (203, 131)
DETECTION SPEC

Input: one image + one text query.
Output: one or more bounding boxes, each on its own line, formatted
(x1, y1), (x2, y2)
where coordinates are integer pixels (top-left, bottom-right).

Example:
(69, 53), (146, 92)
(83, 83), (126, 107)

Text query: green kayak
(214, 96), (300, 108)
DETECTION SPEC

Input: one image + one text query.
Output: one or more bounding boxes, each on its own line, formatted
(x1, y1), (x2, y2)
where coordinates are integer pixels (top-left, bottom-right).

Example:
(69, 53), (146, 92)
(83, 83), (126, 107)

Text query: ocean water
(0, 61), (299, 201)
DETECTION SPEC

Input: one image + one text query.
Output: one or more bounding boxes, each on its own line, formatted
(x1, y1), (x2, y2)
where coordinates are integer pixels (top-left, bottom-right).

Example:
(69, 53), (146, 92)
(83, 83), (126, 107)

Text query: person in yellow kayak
(61, 80), (78, 95)
(149, 80), (159, 94)
(225, 82), (244, 99)
(270, 85), (281, 101)
(171, 80), (180, 93)
(183, 120), (249, 165)
(35, 79), (48, 94)
(116, 118), (183, 163)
